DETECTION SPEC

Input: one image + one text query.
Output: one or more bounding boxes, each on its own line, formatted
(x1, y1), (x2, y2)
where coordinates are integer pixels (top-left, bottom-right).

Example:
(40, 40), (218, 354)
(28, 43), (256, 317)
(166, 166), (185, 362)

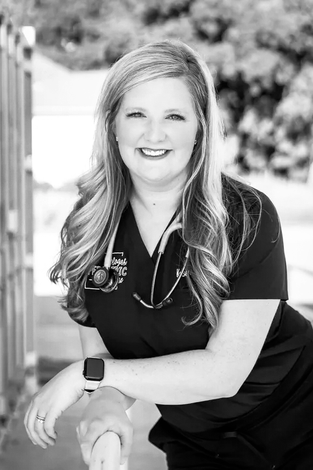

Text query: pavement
(2, 299), (312, 470)
(0, 395), (89, 470)
(0, 391), (167, 470)
(1, 216), (312, 470)
(0, 295), (167, 470)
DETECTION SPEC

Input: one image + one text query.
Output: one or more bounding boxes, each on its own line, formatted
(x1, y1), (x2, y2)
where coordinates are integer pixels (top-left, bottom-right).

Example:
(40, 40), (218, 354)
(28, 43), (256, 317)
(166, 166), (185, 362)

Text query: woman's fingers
(24, 401), (57, 448)
(34, 417), (56, 447)
(25, 406), (49, 448)
(77, 415), (133, 466)
(24, 360), (85, 448)
(77, 419), (106, 464)
(44, 413), (58, 440)
(23, 404), (37, 446)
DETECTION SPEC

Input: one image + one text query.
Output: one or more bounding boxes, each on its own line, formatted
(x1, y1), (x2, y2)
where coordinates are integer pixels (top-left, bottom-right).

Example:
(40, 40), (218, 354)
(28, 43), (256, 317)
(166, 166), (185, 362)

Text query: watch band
(84, 379), (101, 393)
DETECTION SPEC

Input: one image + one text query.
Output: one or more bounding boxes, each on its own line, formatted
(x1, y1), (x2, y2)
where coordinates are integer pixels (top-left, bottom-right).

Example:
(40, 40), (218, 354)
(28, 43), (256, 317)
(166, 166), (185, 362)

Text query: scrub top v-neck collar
(84, 201), (210, 362)
(127, 203), (179, 265)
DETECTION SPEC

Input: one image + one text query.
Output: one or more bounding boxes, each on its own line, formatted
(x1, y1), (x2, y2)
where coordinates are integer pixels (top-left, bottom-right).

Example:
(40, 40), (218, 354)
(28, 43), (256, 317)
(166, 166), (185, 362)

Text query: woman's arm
(24, 324), (135, 451)
(25, 299), (278, 448)
(78, 325), (135, 410)
(98, 299), (279, 404)
(77, 325), (134, 466)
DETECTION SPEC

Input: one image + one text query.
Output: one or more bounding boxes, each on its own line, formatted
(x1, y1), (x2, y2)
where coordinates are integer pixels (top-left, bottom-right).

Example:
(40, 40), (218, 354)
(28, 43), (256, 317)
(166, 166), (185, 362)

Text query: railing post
(90, 431), (123, 470)
(0, 12), (35, 445)
(0, 13), (10, 421)
(7, 20), (18, 383)
(22, 31), (36, 390)
(13, 30), (25, 374)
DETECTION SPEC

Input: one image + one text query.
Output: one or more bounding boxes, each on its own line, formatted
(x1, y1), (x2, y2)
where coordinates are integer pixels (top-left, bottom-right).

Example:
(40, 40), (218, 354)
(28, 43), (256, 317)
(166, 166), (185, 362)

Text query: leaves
(4, 0), (313, 179)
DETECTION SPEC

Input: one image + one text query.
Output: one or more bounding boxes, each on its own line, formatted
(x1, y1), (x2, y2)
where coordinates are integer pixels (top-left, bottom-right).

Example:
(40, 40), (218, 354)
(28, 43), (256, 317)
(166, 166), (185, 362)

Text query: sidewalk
(2, 215), (312, 470)
(0, 295), (167, 470)
(0, 395), (88, 470)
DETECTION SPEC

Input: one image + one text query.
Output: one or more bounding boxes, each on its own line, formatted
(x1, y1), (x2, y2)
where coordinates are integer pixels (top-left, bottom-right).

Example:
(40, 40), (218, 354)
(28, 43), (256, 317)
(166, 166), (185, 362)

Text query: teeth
(141, 148), (168, 157)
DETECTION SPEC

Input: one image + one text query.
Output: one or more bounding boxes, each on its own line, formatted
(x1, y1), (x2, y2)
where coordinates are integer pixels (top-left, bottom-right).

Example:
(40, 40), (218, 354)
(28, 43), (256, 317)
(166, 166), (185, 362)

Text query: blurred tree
(102, 19), (140, 65)
(138, 0), (192, 25)
(189, 0), (313, 179)
(2, 0), (312, 179)
(271, 65), (313, 179)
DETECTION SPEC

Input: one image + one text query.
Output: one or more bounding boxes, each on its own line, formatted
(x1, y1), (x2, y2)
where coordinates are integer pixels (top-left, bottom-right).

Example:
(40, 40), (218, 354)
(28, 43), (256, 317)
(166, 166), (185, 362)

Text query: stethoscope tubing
(100, 214), (189, 308)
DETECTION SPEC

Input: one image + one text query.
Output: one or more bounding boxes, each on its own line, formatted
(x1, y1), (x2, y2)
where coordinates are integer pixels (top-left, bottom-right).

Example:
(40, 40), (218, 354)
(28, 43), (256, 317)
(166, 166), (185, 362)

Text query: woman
(24, 40), (313, 469)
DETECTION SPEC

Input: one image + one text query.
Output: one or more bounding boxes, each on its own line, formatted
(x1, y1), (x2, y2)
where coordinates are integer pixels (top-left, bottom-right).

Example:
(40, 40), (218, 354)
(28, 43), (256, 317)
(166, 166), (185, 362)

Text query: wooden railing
(0, 14), (35, 446)
(90, 431), (122, 470)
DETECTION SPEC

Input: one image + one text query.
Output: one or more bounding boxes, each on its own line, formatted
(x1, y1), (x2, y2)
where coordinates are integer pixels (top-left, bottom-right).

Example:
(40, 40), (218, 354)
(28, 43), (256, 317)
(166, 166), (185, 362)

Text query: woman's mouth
(139, 148), (171, 157)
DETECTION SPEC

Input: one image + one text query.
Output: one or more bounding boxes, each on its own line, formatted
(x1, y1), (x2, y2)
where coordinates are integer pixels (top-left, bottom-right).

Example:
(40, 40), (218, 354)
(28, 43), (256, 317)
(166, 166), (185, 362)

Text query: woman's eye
(167, 114), (185, 121)
(126, 112), (144, 118)
(126, 112), (185, 121)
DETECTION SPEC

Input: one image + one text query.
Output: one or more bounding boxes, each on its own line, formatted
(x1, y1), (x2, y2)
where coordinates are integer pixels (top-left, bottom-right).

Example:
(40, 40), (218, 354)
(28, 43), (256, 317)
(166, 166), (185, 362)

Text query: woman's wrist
(95, 359), (136, 409)
(90, 386), (123, 403)
(71, 359), (86, 391)
(91, 386), (131, 410)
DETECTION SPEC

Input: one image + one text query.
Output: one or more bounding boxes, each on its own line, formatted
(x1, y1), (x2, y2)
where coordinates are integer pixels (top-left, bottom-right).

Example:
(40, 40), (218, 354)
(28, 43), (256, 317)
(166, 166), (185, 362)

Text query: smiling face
(114, 77), (198, 190)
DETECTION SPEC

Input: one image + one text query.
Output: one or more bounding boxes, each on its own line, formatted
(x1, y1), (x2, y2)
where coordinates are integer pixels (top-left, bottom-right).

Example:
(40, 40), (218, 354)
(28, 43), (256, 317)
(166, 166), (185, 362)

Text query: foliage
(137, 0), (193, 25)
(3, 0), (313, 179)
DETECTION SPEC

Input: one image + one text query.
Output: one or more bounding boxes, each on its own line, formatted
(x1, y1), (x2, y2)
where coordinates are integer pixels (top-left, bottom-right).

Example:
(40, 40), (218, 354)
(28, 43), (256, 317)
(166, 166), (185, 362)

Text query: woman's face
(114, 77), (198, 189)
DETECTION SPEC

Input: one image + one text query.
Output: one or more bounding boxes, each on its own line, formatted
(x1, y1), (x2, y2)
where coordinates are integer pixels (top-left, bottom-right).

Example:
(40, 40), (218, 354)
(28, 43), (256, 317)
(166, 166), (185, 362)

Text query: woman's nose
(144, 119), (166, 143)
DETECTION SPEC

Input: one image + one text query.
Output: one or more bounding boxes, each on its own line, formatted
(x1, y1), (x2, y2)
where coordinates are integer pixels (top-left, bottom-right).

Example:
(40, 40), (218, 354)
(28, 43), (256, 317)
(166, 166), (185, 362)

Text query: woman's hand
(77, 387), (133, 466)
(24, 360), (85, 448)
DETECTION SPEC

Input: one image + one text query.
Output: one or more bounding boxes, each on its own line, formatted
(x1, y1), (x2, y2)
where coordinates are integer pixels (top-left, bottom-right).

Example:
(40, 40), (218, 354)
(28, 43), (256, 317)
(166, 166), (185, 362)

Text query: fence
(0, 14), (35, 446)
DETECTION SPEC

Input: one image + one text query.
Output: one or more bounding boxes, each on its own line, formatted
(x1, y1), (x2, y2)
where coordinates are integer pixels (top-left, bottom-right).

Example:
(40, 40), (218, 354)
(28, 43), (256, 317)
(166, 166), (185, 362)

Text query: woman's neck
(130, 181), (183, 217)
(129, 181), (184, 257)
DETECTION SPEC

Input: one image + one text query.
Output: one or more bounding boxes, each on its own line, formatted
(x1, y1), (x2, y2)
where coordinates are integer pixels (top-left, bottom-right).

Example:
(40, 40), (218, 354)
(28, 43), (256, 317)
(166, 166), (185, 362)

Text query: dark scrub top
(80, 186), (313, 433)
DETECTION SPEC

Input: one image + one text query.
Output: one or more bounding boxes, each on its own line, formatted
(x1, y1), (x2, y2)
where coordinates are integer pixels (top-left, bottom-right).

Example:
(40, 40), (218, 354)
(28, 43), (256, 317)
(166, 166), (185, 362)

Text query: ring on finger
(36, 415), (46, 423)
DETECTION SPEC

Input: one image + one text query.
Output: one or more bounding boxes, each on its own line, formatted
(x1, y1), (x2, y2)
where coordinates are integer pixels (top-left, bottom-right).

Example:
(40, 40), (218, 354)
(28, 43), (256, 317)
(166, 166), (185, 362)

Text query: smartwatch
(83, 357), (105, 393)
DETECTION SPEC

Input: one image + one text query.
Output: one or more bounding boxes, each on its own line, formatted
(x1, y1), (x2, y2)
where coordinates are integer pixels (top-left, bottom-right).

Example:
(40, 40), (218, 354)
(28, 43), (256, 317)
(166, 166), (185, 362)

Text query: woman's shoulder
(222, 174), (281, 259)
(222, 174), (278, 219)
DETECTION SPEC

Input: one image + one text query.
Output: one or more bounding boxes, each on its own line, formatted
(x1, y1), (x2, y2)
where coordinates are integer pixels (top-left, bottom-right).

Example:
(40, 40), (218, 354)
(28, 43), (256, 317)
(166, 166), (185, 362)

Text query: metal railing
(0, 13), (35, 446)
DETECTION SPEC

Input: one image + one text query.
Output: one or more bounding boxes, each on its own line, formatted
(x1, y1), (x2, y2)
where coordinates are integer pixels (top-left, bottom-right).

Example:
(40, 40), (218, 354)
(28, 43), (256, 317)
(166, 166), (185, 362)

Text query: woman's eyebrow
(124, 106), (189, 113)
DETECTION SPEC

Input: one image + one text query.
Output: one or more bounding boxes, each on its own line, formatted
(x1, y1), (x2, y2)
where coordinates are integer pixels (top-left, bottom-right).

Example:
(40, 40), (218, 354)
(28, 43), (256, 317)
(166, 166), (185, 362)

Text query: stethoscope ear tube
(90, 213), (188, 308)
(132, 292), (174, 309)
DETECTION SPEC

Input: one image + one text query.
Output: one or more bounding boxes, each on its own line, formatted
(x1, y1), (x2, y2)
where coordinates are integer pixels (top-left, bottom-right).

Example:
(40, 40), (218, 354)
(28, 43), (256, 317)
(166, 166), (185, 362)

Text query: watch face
(84, 358), (104, 381)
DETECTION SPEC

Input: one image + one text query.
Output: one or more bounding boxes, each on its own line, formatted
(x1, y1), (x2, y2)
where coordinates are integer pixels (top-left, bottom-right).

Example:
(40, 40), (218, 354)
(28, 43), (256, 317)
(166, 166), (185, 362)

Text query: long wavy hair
(50, 39), (261, 330)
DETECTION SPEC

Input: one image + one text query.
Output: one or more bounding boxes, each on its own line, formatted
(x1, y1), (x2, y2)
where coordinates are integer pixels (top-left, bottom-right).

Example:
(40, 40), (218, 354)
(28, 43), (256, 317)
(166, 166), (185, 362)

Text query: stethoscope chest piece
(91, 266), (119, 293)
(90, 213), (187, 307)
(92, 267), (109, 287)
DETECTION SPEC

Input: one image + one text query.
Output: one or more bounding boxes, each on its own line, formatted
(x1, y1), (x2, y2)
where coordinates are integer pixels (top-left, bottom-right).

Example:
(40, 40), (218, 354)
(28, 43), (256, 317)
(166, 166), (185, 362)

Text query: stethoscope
(91, 215), (190, 309)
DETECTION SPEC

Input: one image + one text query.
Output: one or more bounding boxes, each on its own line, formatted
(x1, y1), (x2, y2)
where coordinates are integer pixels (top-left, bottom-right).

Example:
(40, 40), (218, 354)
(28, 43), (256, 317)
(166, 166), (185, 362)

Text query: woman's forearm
(86, 353), (135, 409)
(89, 386), (135, 410)
(99, 349), (236, 405)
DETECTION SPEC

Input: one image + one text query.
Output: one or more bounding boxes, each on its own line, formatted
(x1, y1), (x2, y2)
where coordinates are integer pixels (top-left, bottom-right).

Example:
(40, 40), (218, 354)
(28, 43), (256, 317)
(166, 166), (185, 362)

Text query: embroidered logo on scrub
(176, 268), (188, 278)
(84, 251), (128, 290)
(111, 252), (128, 283)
